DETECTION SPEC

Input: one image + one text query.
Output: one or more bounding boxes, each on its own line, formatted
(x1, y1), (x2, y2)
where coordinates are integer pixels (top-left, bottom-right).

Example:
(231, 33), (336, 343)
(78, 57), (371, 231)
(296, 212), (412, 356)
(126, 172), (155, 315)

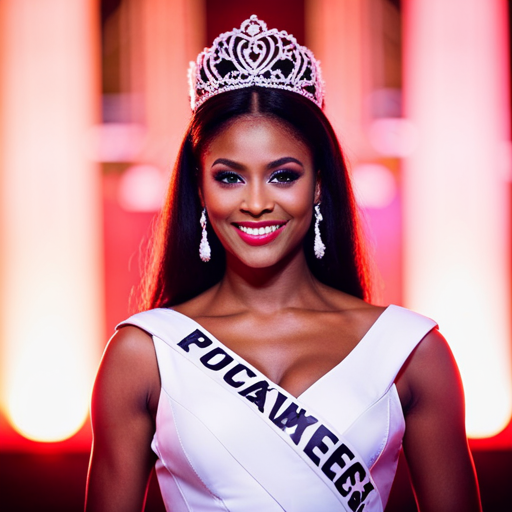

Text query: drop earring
(314, 203), (325, 259)
(199, 208), (211, 262)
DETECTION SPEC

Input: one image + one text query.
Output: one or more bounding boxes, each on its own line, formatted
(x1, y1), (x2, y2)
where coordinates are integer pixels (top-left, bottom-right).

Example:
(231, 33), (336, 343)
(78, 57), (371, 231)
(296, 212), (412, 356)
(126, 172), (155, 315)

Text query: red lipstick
(232, 221), (287, 246)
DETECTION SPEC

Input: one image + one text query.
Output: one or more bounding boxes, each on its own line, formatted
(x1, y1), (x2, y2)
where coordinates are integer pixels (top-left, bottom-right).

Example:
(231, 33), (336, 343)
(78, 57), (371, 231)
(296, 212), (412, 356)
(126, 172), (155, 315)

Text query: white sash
(119, 309), (383, 512)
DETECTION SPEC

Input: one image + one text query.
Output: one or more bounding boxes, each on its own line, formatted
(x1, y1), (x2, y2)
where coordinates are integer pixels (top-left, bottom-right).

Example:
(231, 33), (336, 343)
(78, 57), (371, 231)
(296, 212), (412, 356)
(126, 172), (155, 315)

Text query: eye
(269, 170), (301, 184)
(214, 171), (244, 185)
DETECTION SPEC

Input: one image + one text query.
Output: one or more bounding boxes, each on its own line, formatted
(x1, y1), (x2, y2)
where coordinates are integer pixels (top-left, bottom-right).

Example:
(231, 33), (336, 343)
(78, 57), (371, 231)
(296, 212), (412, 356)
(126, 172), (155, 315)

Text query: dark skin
(86, 116), (481, 511)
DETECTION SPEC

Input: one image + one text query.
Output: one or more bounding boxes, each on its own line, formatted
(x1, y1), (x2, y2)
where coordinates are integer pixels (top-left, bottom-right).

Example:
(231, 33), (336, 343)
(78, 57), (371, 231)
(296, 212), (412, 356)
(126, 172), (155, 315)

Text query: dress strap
(299, 305), (437, 432)
(346, 305), (437, 394)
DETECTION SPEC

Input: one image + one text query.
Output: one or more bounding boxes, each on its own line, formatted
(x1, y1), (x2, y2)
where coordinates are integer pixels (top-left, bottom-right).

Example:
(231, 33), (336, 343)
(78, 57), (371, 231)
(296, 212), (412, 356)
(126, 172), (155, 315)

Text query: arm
(85, 326), (161, 512)
(399, 329), (481, 512)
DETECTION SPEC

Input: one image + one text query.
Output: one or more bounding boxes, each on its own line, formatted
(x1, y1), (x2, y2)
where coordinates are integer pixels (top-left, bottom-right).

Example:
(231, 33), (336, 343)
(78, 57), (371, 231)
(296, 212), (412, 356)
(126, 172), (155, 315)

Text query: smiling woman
(141, 81), (370, 309)
(85, 16), (482, 512)
(200, 115), (319, 269)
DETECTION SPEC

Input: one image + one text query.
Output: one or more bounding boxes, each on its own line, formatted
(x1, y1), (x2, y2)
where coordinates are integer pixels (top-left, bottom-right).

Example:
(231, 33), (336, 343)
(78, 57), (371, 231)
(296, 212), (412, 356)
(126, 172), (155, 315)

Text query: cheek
(203, 185), (234, 212)
(200, 174), (221, 208)
(201, 184), (240, 229)
(280, 181), (317, 214)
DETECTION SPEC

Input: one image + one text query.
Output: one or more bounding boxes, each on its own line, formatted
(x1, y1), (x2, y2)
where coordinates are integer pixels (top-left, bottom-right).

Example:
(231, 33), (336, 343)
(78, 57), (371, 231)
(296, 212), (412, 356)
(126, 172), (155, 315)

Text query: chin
(233, 254), (283, 270)
(229, 244), (303, 271)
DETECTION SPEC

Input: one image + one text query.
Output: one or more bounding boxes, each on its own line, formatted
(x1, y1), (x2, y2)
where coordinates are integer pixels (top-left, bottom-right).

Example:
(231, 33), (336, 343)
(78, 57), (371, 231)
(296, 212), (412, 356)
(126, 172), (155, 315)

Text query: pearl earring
(314, 203), (326, 259)
(199, 208), (211, 262)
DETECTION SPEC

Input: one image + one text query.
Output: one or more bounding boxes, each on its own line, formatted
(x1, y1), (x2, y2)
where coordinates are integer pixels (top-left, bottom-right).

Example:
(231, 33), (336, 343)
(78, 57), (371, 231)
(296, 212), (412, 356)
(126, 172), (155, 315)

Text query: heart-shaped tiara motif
(188, 15), (324, 111)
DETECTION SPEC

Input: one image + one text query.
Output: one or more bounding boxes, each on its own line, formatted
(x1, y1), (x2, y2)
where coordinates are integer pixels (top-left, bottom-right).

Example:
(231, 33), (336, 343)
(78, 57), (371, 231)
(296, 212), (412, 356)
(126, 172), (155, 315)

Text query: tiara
(188, 15), (324, 111)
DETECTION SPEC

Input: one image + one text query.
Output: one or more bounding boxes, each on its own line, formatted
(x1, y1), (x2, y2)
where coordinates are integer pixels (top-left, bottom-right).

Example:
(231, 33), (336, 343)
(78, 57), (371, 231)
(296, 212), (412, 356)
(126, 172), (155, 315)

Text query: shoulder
(93, 325), (160, 415)
(398, 328), (463, 414)
(404, 328), (458, 385)
(103, 324), (157, 372)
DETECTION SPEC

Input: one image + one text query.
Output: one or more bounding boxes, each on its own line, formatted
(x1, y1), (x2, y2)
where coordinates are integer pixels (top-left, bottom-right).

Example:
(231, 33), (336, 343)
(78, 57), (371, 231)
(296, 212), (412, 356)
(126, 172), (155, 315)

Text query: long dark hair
(139, 87), (371, 309)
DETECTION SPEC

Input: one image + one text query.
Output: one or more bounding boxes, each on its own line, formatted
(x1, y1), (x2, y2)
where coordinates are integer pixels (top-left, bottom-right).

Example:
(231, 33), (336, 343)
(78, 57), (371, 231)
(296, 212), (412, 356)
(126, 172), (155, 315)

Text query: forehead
(202, 115), (312, 164)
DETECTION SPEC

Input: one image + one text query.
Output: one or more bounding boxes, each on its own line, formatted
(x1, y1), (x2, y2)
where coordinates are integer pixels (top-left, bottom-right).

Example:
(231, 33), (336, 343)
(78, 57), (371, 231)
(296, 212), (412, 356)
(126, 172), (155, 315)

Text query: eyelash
(269, 170), (301, 184)
(214, 171), (243, 185)
(213, 170), (301, 186)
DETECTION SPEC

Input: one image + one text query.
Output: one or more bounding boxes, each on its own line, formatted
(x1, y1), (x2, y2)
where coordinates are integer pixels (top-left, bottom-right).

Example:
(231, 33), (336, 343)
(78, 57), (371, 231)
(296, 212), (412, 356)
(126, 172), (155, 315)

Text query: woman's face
(200, 115), (320, 269)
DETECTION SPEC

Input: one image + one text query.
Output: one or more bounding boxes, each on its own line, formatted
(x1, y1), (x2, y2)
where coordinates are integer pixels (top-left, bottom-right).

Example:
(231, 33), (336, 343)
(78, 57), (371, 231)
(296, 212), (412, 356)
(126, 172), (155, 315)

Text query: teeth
(238, 224), (282, 235)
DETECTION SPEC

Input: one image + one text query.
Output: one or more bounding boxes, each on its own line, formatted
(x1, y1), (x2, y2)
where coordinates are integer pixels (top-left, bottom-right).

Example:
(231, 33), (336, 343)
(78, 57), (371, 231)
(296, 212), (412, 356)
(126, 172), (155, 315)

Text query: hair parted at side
(139, 86), (371, 310)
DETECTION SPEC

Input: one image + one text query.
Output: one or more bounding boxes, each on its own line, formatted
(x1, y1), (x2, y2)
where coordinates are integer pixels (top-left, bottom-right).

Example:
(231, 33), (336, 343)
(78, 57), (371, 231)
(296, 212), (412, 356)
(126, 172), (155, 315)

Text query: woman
(86, 16), (481, 512)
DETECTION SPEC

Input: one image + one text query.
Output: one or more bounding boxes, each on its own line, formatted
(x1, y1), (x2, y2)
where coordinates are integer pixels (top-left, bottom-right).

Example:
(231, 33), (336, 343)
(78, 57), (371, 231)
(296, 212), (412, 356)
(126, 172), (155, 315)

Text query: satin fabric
(118, 305), (436, 511)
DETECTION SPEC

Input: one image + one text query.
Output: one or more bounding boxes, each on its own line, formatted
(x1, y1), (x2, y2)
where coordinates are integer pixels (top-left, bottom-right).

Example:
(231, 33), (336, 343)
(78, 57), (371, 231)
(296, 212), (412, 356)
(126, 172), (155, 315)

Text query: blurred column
(403, 0), (511, 437)
(125, 0), (205, 169)
(0, 0), (103, 442)
(306, 0), (405, 305)
(305, 0), (371, 160)
(102, 0), (205, 214)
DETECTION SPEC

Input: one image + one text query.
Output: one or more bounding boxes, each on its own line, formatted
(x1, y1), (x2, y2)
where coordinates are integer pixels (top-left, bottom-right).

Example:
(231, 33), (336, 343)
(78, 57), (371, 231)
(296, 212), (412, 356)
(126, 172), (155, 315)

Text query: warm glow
(118, 164), (166, 212)
(0, 0), (102, 442)
(6, 318), (91, 442)
(368, 118), (418, 157)
(403, 0), (511, 437)
(352, 163), (397, 209)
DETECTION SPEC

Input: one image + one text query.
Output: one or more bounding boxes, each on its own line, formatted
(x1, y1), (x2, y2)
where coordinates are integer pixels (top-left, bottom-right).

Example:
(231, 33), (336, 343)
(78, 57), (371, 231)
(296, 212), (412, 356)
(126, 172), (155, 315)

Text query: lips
(233, 221), (287, 246)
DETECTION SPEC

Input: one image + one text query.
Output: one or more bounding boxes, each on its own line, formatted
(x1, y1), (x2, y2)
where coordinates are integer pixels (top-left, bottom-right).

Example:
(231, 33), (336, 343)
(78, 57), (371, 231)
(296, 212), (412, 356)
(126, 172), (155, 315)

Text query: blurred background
(0, 0), (511, 510)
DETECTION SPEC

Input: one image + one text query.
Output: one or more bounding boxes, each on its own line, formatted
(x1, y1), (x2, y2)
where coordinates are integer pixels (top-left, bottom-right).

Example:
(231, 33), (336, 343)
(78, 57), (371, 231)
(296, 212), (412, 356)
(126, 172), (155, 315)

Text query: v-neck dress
(118, 305), (436, 512)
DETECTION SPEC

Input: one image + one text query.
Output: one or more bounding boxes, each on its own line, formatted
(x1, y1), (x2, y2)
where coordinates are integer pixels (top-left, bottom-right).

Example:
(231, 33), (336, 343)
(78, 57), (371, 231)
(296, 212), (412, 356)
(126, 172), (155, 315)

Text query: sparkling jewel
(199, 209), (211, 262)
(314, 203), (326, 259)
(188, 15), (324, 111)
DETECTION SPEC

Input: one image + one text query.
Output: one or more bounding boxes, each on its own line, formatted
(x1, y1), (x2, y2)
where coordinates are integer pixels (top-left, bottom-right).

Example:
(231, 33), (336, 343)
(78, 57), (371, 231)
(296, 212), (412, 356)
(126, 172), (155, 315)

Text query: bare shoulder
(93, 325), (160, 417)
(397, 327), (464, 417)
(101, 326), (158, 381)
(407, 327), (454, 364)
(401, 328), (460, 390)
(104, 325), (157, 364)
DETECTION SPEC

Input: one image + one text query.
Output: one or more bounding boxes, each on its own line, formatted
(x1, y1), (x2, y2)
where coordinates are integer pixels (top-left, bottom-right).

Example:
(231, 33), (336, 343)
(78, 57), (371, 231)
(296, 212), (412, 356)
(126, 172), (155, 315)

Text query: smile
(238, 225), (281, 235)
(233, 221), (287, 246)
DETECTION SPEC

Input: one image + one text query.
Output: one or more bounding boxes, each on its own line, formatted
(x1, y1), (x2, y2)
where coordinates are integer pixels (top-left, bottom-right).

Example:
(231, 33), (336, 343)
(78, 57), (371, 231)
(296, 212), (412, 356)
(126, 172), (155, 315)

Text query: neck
(213, 247), (322, 314)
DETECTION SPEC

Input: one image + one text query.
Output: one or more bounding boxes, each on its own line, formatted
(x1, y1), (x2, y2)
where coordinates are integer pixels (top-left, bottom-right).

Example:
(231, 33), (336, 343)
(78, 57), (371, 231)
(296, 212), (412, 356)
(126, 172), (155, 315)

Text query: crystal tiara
(188, 15), (324, 111)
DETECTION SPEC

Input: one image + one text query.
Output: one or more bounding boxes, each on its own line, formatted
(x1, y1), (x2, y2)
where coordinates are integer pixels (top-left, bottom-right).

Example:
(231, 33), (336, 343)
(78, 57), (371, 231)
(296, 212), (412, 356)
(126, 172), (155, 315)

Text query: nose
(240, 181), (274, 217)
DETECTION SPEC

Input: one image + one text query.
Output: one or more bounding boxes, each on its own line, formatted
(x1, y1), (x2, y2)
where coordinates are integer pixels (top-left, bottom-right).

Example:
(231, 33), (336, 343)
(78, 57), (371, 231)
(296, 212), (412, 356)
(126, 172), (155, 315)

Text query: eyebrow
(211, 156), (304, 170)
(266, 157), (304, 170)
(211, 158), (245, 170)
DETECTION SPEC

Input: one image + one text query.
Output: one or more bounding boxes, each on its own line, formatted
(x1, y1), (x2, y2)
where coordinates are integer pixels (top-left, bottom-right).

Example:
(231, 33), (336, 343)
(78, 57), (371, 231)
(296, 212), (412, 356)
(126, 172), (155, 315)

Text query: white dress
(118, 305), (436, 512)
